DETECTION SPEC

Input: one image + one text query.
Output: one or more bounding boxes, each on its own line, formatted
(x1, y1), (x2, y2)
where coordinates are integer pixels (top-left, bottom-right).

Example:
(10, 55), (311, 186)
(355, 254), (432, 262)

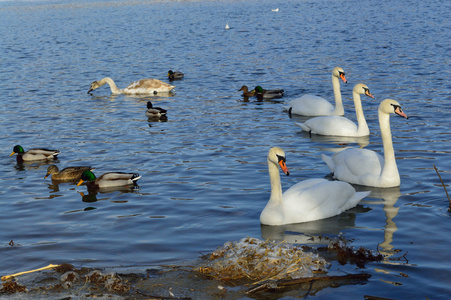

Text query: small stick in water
(1, 264), (60, 281)
(433, 165), (451, 211)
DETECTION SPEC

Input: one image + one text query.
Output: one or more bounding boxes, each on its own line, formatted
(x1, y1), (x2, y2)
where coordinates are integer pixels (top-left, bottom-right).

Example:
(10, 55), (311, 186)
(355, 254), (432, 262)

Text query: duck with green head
(77, 170), (141, 188)
(254, 85), (284, 100)
(10, 145), (60, 162)
(167, 70), (184, 81)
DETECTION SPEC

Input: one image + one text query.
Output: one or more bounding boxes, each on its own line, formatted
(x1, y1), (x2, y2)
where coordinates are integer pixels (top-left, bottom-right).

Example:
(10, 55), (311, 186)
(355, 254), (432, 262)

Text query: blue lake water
(1, 0), (450, 298)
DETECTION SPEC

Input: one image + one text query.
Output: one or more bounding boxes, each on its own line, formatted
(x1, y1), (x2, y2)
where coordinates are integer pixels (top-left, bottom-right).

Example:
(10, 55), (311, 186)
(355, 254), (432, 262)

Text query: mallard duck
(10, 145), (60, 161)
(146, 101), (167, 118)
(254, 85), (284, 100)
(238, 85), (256, 97)
(88, 77), (175, 95)
(167, 70), (184, 81)
(77, 170), (141, 188)
(44, 165), (94, 180)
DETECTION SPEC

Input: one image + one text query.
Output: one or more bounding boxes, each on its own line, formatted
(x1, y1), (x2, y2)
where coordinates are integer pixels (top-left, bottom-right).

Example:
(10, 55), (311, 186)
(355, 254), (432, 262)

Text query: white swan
(88, 77), (175, 95)
(284, 67), (347, 116)
(295, 83), (374, 137)
(321, 99), (408, 188)
(260, 147), (370, 225)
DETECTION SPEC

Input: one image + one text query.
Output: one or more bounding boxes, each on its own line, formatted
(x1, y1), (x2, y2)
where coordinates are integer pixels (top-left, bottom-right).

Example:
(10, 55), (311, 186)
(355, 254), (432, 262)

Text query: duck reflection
(261, 205), (371, 244)
(78, 185), (140, 203)
(14, 159), (59, 171)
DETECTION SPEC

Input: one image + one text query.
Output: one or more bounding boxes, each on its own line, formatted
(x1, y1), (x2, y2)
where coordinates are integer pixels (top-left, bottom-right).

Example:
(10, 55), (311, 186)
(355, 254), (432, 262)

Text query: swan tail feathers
(343, 190), (371, 211)
(281, 105), (291, 111)
(295, 122), (310, 132)
(321, 154), (335, 173)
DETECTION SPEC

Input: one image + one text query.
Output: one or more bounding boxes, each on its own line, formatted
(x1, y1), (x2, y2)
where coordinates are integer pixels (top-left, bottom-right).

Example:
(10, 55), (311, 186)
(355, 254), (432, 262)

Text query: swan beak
(76, 179), (84, 186)
(340, 74), (347, 83)
(9, 151), (15, 157)
(394, 107), (408, 119)
(279, 160), (290, 176)
(365, 90), (375, 99)
(87, 88), (93, 94)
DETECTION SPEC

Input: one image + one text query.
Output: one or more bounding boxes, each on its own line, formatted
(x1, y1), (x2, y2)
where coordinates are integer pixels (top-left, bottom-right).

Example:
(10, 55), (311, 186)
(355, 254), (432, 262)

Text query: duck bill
(44, 174), (49, 179)
(76, 179), (84, 186)
(279, 161), (290, 176)
(395, 107), (408, 119)
(9, 151), (16, 157)
(340, 73), (347, 83)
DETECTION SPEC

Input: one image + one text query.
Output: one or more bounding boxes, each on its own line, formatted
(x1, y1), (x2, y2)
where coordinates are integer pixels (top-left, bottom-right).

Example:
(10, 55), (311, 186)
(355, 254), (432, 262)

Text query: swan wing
(282, 179), (368, 224)
(331, 148), (384, 184)
(289, 94), (334, 116)
(125, 79), (175, 93)
(297, 116), (358, 136)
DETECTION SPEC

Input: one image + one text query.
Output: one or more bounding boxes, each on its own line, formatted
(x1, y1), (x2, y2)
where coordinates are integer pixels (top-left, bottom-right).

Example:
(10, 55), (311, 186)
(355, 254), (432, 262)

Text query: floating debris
(319, 238), (383, 268)
(1, 281), (27, 293)
(195, 237), (329, 283)
(1, 264), (60, 281)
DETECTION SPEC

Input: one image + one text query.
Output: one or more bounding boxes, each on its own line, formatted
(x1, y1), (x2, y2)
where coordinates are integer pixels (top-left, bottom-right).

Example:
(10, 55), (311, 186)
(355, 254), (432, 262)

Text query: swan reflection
(260, 205), (370, 244)
(362, 186), (402, 265)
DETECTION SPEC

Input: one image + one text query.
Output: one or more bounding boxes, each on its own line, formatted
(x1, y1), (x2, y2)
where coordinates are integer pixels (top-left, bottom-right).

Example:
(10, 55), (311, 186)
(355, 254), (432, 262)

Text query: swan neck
(353, 91), (369, 135)
(101, 77), (122, 94)
(379, 110), (398, 177)
(332, 75), (344, 115)
(268, 158), (283, 205)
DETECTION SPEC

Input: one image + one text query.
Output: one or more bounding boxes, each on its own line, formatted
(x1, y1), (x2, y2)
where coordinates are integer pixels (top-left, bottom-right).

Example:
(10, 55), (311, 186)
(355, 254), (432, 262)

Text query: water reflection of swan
(283, 67), (347, 116)
(260, 206), (370, 243)
(361, 187), (401, 264)
(305, 132), (370, 152)
(322, 99), (408, 188)
(260, 147), (370, 225)
(295, 84), (374, 137)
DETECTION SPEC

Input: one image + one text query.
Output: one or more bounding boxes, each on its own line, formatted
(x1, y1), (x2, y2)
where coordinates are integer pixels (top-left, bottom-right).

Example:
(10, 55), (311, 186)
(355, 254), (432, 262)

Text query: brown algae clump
(196, 237), (329, 282)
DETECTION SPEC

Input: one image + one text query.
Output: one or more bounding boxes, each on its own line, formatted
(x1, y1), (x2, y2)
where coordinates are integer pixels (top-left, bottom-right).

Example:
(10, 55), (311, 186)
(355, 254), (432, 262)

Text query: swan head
(353, 83), (374, 99)
(332, 67), (347, 83)
(379, 99), (409, 119)
(268, 147), (290, 176)
(88, 80), (102, 94)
